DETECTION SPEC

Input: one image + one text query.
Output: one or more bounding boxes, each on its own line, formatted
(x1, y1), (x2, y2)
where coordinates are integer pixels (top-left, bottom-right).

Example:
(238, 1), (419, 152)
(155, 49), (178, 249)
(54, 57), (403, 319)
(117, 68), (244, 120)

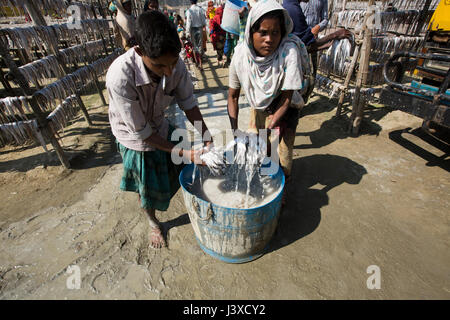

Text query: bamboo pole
(349, 0), (375, 135)
(336, 38), (362, 116)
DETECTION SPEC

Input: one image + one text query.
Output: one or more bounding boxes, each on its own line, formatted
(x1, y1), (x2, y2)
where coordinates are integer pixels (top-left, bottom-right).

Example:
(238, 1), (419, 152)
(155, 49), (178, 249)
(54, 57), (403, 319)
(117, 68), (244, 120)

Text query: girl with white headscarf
(114, 0), (136, 51)
(227, 0), (312, 203)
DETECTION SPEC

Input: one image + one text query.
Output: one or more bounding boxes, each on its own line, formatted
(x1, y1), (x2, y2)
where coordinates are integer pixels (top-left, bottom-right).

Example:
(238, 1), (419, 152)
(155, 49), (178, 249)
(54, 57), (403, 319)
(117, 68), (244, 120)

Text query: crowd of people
(106, 0), (352, 249)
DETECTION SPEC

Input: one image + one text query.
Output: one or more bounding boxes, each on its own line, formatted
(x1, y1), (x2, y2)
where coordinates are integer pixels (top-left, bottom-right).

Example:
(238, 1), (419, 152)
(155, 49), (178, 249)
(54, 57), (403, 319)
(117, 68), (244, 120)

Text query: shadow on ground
(267, 154), (367, 252)
(389, 127), (450, 172)
(297, 99), (390, 149)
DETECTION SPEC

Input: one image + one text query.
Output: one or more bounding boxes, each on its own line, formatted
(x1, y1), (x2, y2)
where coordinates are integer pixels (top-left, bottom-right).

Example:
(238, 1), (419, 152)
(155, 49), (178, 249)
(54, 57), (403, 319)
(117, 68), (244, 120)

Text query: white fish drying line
(318, 38), (352, 78)
(331, 9), (423, 34)
(329, 0), (439, 14)
(18, 55), (65, 88)
(46, 95), (80, 134)
(59, 40), (105, 66)
(387, 0), (440, 11)
(0, 96), (79, 149)
(371, 36), (424, 63)
(0, 96), (32, 123)
(0, 96), (47, 148)
(0, 53), (117, 148)
(1, 0), (98, 21)
(1, 20), (111, 59)
(34, 50), (120, 111)
(2, 0), (69, 16)
(0, 118), (47, 149)
(315, 74), (380, 103)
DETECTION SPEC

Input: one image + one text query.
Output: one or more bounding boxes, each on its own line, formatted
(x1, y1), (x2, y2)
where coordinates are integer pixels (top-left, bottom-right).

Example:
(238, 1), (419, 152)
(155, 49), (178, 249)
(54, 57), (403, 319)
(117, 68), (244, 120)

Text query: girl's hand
(268, 104), (289, 130)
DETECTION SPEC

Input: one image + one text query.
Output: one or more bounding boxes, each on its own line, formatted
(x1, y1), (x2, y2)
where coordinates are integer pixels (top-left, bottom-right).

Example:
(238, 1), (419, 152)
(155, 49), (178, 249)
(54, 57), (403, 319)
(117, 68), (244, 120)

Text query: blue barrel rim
(179, 162), (285, 212)
(196, 237), (269, 264)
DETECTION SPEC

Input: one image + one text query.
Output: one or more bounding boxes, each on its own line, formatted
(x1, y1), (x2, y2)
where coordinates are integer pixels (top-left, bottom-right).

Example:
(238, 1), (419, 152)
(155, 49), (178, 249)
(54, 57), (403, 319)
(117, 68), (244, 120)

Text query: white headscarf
(115, 0), (135, 46)
(232, 0), (311, 110)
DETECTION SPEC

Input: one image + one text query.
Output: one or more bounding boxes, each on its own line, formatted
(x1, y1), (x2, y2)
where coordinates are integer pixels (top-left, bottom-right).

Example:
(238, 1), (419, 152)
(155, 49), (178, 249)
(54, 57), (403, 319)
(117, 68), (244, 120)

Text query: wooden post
(0, 65), (14, 95)
(336, 35), (363, 116)
(23, 0), (47, 26)
(94, 73), (107, 106)
(349, 0), (375, 135)
(75, 91), (93, 126)
(0, 43), (70, 169)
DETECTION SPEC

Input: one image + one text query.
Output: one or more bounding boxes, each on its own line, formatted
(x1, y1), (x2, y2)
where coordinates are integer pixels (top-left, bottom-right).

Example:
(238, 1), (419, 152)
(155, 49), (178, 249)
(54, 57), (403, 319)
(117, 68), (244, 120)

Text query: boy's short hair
(135, 10), (181, 58)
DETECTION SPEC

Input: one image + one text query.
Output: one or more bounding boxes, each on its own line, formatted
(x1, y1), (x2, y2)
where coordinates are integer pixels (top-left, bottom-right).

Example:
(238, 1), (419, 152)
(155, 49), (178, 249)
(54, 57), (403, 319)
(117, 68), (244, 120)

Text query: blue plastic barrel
(179, 163), (285, 263)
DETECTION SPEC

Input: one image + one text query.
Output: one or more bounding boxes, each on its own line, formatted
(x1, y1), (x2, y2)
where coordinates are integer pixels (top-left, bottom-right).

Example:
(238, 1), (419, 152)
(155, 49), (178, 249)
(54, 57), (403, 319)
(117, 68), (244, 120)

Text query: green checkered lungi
(116, 127), (184, 211)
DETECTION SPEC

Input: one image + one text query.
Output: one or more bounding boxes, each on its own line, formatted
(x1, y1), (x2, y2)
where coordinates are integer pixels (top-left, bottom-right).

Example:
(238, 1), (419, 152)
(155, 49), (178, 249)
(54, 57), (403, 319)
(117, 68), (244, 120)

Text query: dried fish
(47, 95), (80, 133)
(318, 38), (352, 78)
(18, 55), (65, 87)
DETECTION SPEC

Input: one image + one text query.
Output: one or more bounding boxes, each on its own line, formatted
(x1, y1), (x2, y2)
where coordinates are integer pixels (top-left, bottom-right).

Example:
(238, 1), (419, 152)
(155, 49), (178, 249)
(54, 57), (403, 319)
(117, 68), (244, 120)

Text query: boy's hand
(184, 149), (206, 165)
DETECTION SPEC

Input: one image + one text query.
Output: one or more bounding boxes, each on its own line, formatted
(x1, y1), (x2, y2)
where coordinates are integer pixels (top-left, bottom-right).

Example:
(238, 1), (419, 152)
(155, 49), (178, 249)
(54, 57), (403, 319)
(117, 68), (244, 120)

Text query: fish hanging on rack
(371, 35), (424, 63)
(18, 55), (65, 87)
(0, 96), (32, 123)
(47, 95), (80, 134)
(318, 38), (352, 78)
(59, 44), (86, 66)
(85, 39), (106, 61)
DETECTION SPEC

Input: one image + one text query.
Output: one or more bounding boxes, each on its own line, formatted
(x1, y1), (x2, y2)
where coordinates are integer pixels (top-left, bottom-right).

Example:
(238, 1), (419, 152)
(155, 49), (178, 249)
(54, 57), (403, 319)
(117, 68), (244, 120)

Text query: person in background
(210, 5), (226, 67)
(106, 10), (211, 249)
(176, 14), (185, 34)
(109, 1), (118, 16)
(169, 12), (175, 24)
(224, 32), (237, 68)
(144, 0), (159, 11)
(283, 0), (351, 102)
(227, 0), (311, 206)
(206, 1), (216, 20)
(300, 0), (328, 38)
(114, 0), (136, 51)
(238, 0), (256, 44)
(205, 0), (216, 49)
(185, 0), (207, 70)
(283, 0), (348, 53)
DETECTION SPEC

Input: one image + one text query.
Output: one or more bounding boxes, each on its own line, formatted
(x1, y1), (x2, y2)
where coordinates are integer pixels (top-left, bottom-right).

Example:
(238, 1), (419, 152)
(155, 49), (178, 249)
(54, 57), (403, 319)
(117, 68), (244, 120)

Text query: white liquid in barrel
(189, 164), (281, 209)
(189, 134), (279, 209)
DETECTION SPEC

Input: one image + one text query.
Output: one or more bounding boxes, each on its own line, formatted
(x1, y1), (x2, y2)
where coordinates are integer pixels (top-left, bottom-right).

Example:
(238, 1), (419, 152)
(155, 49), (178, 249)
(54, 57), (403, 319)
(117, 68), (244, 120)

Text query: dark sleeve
(284, 2), (316, 46)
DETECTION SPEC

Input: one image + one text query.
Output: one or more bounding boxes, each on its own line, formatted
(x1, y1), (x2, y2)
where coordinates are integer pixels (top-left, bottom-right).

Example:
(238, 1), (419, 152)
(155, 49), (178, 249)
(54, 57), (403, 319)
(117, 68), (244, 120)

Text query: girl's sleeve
(281, 44), (304, 91)
(228, 58), (241, 89)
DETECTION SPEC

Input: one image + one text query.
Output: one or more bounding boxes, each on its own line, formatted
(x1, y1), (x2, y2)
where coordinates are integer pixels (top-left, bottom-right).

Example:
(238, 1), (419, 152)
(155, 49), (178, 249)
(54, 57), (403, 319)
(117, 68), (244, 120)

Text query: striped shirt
(106, 48), (197, 152)
(300, 0), (329, 31)
(185, 4), (206, 31)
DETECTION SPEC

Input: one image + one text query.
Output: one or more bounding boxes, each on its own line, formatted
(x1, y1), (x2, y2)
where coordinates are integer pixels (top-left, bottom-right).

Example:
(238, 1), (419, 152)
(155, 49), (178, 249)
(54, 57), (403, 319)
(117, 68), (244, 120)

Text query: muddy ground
(0, 44), (449, 299)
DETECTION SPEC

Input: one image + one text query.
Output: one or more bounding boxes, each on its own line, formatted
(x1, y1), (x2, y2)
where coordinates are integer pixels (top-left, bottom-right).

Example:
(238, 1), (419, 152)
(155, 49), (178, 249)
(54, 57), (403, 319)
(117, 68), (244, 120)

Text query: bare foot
(150, 225), (166, 249)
